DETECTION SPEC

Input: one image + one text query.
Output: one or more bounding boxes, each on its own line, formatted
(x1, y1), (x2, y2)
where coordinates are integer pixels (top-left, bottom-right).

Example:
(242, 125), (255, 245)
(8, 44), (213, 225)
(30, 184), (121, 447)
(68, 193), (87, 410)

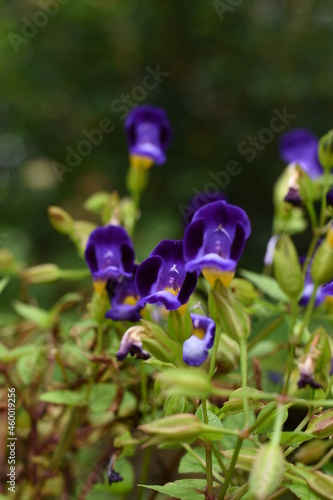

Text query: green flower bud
(249, 443), (285, 500)
(311, 226), (333, 285)
(318, 130), (333, 170)
(0, 249), (21, 274)
(48, 206), (74, 235)
(157, 368), (212, 399)
(273, 234), (303, 298)
(306, 409), (333, 439)
(164, 394), (188, 416)
(168, 308), (192, 343)
(21, 264), (60, 284)
(293, 439), (330, 464)
(208, 280), (250, 340)
(139, 414), (204, 444)
(230, 278), (258, 306)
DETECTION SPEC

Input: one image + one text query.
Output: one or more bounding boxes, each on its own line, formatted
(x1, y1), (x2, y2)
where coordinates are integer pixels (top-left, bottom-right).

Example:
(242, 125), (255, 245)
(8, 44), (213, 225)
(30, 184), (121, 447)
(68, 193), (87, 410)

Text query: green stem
(239, 337), (249, 424)
(298, 284), (319, 340)
(218, 437), (242, 500)
(248, 316), (285, 351)
(140, 362), (148, 421)
(282, 300), (298, 395)
(208, 326), (221, 379)
(202, 399), (214, 498)
(137, 447), (152, 500)
(97, 322), (104, 355)
(305, 201), (318, 230)
(211, 442), (227, 476)
(50, 407), (80, 470)
(271, 404), (285, 446)
(182, 443), (225, 484)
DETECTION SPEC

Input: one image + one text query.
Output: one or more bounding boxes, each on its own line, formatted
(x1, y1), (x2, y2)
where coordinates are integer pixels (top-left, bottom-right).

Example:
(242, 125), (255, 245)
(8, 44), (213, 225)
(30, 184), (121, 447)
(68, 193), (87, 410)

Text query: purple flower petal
(279, 128), (323, 179)
(125, 105), (172, 165)
(183, 314), (215, 366)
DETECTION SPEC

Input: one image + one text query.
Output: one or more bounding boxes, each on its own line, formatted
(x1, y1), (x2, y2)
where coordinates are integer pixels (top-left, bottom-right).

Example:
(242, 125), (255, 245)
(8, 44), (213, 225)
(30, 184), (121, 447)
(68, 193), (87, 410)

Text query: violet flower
(279, 128), (323, 179)
(116, 326), (149, 361)
(136, 239), (197, 311)
(124, 105), (172, 167)
(183, 314), (215, 366)
(184, 200), (251, 287)
(85, 225), (135, 292)
(106, 265), (142, 322)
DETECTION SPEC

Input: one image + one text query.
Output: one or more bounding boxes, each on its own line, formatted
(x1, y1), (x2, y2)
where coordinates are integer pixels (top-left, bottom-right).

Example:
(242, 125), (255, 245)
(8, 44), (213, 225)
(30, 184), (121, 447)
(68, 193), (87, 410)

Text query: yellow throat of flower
(93, 280), (107, 294)
(165, 286), (188, 316)
(130, 154), (154, 170)
(202, 267), (234, 288)
(123, 295), (138, 306)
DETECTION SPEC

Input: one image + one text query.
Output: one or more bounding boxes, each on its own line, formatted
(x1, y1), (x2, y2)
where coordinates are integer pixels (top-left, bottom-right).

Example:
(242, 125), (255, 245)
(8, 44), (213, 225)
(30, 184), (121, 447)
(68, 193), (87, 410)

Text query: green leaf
(13, 301), (51, 328)
(239, 270), (288, 302)
(141, 479), (220, 500)
(0, 343), (38, 362)
(286, 482), (322, 500)
(178, 447), (221, 475)
(255, 402), (288, 435)
(268, 431), (315, 446)
(39, 390), (86, 406)
(87, 383), (118, 413)
(0, 276), (9, 295)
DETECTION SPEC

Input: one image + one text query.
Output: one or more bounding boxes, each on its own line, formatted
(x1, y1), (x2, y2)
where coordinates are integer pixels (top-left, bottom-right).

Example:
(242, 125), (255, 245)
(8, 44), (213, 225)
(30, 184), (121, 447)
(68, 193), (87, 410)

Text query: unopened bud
(273, 234), (303, 298)
(208, 280), (250, 340)
(318, 130), (333, 170)
(21, 264), (60, 284)
(157, 367), (212, 399)
(311, 228), (333, 285)
(139, 414), (204, 443)
(250, 443), (285, 500)
(306, 409), (333, 439)
(48, 206), (74, 235)
(164, 394), (188, 416)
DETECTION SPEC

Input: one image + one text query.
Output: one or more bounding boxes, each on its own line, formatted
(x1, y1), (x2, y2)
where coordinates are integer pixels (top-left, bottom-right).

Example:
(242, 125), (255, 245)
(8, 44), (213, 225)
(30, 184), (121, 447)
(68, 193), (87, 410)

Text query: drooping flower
(84, 225), (135, 292)
(297, 354), (322, 389)
(106, 265), (142, 322)
(279, 128), (323, 179)
(136, 240), (198, 311)
(184, 200), (251, 288)
(183, 314), (215, 366)
(124, 105), (172, 168)
(116, 326), (149, 361)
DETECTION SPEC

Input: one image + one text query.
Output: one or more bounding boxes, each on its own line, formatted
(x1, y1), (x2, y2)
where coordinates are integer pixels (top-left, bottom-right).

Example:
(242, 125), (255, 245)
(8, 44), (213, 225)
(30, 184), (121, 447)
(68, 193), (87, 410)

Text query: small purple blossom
(136, 240), (198, 311)
(116, 326), (149, 361)
(263, 235), (279, 266)
(279, 128), (323, 179)
(106, 265), (142, 322)
(184, 200), (251, 287)
(183, 314), (215, 366)
(85, 225), (135, 284)
(124, 105), (172, 166)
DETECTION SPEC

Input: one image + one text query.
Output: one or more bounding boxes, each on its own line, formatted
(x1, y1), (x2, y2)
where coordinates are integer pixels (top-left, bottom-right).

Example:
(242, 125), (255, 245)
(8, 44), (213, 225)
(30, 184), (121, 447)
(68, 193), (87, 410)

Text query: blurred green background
(1, 0), (333, 296)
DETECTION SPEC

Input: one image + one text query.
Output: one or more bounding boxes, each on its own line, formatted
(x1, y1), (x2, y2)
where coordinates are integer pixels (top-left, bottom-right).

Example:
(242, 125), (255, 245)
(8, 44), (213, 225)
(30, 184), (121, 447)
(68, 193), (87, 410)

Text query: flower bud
(273, 234), (303, 298)
(318, 130), (333, 170)
(139, 414), (204, 444)
(293, 439), (330, 464)
(0, 249), (20, 274)
(157, 367), (212, 399)
(164, 394), (188, 416)
(249, 443), (285, 500)
(311, 227), (333, 285)
(306, 409), (333, 439)
(168, 308), (192, 343)
(230, 278), (258, 306)
(21, 264), (60, 284)
(208, 280), (250, 340)
(48, 206), (74, 235)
